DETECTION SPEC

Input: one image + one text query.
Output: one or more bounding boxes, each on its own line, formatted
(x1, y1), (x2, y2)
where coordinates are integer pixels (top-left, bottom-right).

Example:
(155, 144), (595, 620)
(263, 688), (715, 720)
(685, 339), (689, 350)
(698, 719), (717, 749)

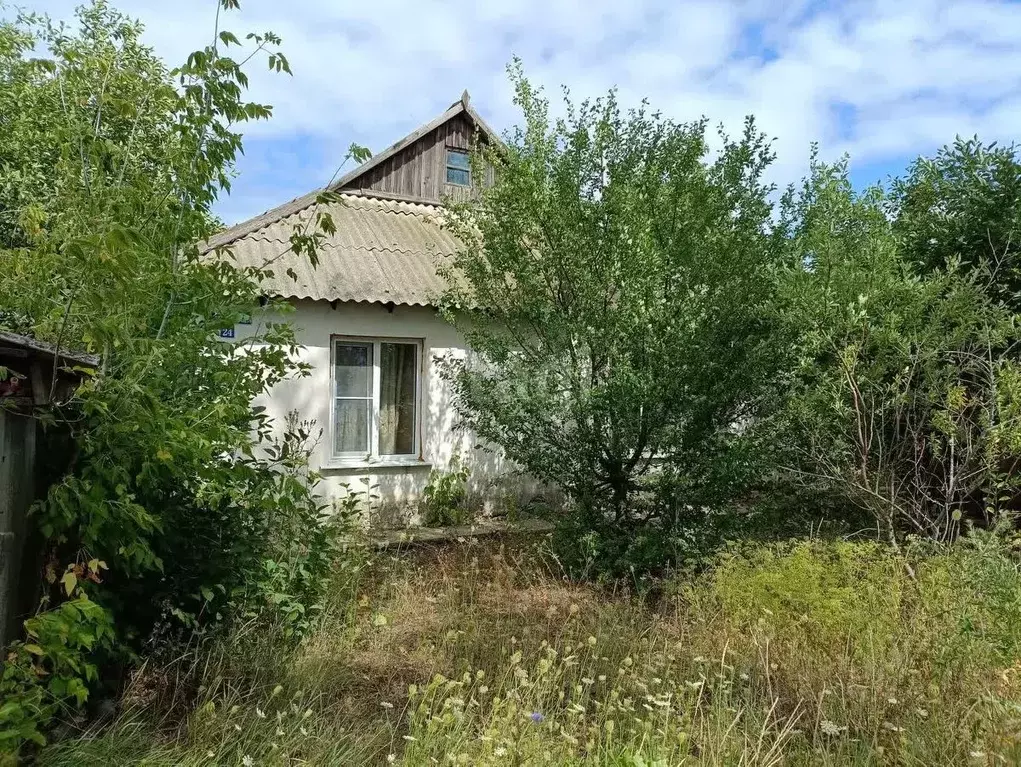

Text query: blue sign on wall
(219, 328), (235, 339)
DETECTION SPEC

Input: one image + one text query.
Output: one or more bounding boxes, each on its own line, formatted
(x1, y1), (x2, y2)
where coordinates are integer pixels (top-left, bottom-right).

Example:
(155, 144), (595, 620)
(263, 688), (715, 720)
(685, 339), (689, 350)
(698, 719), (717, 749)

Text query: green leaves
(0, 1), (341, 755)
(60, 571), (77, 597)
(266, 52), (291, 74)
(348, 142), (372, 165)
(1, 595), (117, 753)
(440, 66), (788, 574)
(775, 157), (1021, 538)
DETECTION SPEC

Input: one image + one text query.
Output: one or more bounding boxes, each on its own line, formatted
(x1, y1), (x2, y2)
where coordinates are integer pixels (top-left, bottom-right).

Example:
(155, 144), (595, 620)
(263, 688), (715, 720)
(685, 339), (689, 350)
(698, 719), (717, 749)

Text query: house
(204, 92), (522, 523)
(0, 330), (99, 647)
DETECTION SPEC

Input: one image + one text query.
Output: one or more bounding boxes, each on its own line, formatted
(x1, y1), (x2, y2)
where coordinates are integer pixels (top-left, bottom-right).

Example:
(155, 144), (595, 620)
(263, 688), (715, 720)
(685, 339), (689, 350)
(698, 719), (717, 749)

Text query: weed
(37, 534), (1021, 765)
(422, 458), (473, 528)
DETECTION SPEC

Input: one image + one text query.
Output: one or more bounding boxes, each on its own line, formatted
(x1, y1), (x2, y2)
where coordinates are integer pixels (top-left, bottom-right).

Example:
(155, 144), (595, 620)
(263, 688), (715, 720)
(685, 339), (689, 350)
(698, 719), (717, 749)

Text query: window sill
(322, 458), (433, 472)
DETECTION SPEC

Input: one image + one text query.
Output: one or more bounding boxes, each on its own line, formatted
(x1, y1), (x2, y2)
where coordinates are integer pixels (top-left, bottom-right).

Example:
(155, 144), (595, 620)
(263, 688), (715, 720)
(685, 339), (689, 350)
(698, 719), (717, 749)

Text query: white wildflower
(820, 720), (845, 736)
(242, 757), (254, 767)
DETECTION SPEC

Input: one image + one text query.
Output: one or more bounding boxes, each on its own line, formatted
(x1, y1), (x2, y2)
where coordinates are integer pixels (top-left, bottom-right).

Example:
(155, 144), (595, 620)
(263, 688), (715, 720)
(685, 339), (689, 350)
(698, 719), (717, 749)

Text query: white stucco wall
(237, 298), (522, 525)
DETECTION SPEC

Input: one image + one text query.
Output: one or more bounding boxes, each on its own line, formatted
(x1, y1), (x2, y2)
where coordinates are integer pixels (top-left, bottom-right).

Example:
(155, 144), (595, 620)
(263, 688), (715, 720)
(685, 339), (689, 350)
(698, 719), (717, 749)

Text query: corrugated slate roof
(208, 192), (459, 306)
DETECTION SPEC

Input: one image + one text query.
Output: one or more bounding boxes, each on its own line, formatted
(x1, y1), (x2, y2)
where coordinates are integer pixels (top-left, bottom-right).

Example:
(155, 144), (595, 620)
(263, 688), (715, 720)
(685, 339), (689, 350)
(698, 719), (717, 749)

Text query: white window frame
(330, 335), (424, 464)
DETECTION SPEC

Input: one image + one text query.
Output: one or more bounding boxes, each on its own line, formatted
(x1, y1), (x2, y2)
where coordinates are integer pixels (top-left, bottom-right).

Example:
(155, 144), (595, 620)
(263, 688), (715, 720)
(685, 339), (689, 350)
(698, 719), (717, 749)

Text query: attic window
(446, 148), (470, 186)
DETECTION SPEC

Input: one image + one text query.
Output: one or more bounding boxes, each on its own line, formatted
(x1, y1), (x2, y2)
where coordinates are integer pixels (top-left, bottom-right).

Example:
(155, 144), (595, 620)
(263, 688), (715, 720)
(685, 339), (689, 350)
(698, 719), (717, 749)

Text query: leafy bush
(776, 158), (1021, 539)
(421, 458), (472, 527)
(440, 65), (792, 575)
(892, 137), (1021, 311)
(0, 590), (114, 749)
(705, 539), (906, 649)
(0, 2), (351, 754)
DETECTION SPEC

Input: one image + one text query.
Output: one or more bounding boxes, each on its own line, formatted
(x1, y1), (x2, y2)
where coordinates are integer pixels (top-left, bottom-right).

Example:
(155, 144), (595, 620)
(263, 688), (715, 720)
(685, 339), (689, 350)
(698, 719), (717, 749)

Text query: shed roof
(0, 329), (99, 405)
(202, 92), (496, 306)
(0, 330), (99, 369)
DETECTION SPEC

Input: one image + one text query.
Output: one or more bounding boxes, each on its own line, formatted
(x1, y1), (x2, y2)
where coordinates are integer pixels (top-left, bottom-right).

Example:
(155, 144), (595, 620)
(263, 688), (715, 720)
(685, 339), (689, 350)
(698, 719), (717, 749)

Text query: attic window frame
(445, 148), (471, 187)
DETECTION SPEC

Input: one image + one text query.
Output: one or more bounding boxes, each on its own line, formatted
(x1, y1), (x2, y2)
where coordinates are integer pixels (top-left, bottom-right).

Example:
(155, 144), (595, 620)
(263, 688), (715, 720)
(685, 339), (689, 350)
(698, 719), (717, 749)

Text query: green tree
(440, 68), (792, 574)
(0, 0), (349, 751)
(776, 158), (1020, 542)
(891, 137), (1021, 310)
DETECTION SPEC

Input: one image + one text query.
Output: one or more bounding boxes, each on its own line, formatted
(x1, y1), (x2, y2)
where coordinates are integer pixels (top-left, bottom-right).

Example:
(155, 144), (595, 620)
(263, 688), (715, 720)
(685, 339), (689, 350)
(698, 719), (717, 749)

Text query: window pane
(446, 149), (470, 169)
(379, 343), (417, 455)
(446, 167), (470, 186)
(335, 343), (371, 397)
(334, 398), (369, 454)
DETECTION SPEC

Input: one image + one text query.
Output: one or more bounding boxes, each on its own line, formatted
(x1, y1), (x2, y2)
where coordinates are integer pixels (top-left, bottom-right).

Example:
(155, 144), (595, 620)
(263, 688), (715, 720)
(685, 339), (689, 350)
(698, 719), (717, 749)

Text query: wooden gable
(336, 92), (498, 204)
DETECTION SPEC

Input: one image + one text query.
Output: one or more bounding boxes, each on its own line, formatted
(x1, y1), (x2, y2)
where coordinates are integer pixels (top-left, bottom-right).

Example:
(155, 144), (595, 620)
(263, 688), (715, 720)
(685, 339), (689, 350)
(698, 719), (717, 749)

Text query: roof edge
(0, 330), (100, 368)
(277, 296), (443, 309)
(201, 187), (324, 253)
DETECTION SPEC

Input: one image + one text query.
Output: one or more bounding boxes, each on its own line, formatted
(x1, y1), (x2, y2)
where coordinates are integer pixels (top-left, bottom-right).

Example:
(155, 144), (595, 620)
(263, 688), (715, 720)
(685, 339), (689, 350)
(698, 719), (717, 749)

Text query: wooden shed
(0, 330), (98, 647)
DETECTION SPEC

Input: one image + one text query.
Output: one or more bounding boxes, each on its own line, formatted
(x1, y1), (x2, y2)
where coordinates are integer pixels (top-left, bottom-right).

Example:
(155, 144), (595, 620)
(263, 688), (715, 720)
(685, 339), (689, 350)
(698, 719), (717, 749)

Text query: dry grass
(39, 533), (1021, 765)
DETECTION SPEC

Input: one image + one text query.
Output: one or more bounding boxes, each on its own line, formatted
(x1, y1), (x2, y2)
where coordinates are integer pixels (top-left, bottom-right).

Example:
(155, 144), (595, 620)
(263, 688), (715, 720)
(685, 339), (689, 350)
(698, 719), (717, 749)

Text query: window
(333, 338), (421, 461)
(445, 148), (470, 186)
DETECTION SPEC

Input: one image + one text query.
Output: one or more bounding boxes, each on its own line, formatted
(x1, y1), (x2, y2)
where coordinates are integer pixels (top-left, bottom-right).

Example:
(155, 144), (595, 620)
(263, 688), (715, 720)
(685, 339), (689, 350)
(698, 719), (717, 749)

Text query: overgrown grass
(39, 531), (1021, 765)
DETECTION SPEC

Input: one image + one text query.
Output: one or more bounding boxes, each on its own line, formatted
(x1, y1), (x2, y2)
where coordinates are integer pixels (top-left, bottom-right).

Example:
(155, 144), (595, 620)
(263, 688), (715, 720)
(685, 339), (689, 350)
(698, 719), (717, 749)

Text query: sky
(14, 0), (1021, 225)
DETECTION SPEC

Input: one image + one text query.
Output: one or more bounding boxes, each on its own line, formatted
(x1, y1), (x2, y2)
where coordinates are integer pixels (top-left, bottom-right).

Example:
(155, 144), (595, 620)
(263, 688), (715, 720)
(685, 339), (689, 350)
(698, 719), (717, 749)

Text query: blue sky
(16, 0), (1021, 224)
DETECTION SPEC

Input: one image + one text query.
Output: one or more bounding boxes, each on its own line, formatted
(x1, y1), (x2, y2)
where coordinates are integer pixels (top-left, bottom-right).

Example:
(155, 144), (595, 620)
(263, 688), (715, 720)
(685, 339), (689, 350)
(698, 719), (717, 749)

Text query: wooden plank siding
(0, 408), (35, 648)
(342, 114), (485, 203)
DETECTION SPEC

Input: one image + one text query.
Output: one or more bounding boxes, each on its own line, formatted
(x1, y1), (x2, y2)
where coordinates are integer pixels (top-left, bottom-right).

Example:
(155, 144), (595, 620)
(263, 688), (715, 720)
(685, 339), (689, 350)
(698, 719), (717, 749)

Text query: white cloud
(18, 0), (1021, 222)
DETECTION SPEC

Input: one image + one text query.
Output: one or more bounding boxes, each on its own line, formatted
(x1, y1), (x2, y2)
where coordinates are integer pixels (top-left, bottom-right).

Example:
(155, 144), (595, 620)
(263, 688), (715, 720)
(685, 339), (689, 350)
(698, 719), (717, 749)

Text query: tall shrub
(776, 159), (1020, 540)
(0, 1), (349, 750)
(440, 67), (792, 575)
(891, 138), (1021, 310)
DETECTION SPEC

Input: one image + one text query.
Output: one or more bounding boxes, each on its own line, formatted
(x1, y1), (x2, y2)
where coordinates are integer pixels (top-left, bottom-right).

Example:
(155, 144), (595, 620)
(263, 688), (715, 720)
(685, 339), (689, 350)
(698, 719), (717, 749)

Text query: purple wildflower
(530, 712), (544, 723)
